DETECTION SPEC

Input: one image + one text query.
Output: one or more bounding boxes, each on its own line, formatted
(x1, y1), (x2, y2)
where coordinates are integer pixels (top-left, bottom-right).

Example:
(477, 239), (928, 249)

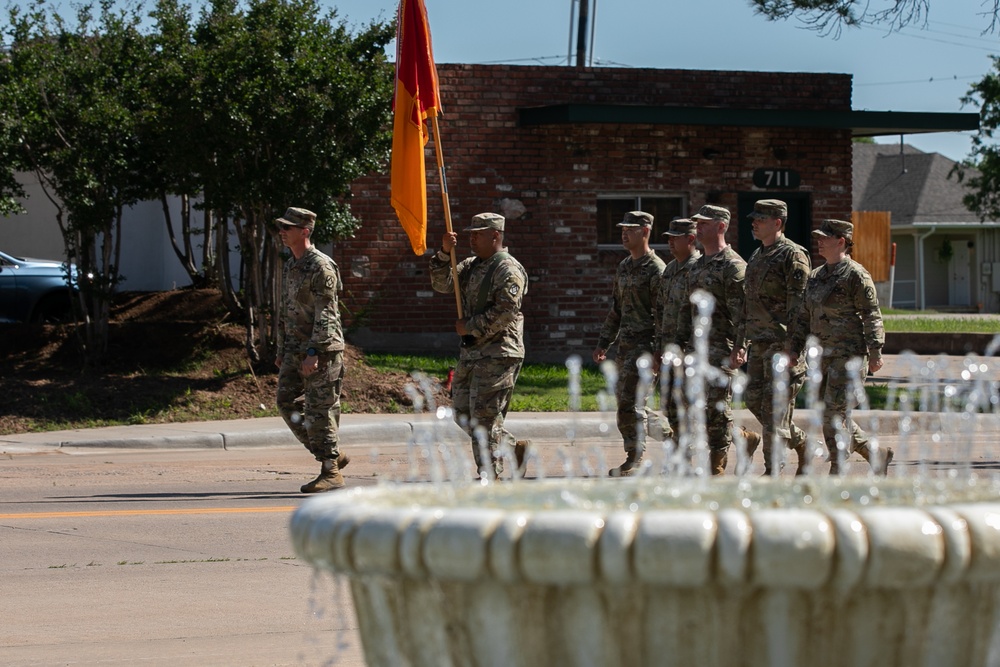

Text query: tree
(955, 58), (1000, 220)
(0, 53), (28, 216)
(188, 0), (394, 363)
(2, 0), (154, 361)
(749, 0), (1000, 36)
(145, 0), (212, 289)
(2, 0), (395, 367)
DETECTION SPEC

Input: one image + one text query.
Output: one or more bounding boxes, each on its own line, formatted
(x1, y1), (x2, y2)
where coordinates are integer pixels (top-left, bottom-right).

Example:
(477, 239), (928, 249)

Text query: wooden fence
(851, 211), (891, 282)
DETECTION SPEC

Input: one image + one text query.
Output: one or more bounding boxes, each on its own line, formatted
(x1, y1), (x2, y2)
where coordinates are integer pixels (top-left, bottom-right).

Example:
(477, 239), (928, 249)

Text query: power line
(855, 74), (982, 87)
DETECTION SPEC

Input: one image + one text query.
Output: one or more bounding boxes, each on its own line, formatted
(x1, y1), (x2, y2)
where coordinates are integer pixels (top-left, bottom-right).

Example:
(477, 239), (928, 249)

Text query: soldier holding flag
(430, 213), (530, 479)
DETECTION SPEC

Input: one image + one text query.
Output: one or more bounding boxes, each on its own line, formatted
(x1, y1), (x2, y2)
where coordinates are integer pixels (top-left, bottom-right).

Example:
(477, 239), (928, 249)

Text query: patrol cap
(464, 212), (505, 232)
(616, 211), (654, 227)
(663, 217), (696, 237)
(275, 207), (316, 230)
(812, 219), (854, 240)
(748, 199), (788, 220)
(691, 204), (731, 223)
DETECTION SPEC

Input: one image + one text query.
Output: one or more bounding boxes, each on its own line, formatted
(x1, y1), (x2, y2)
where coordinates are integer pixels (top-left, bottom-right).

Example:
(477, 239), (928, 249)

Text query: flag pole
(430, 113), (463, 319)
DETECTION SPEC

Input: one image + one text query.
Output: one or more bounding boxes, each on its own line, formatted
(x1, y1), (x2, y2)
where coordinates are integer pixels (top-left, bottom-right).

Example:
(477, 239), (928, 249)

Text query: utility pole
(575, 0), (589, 68)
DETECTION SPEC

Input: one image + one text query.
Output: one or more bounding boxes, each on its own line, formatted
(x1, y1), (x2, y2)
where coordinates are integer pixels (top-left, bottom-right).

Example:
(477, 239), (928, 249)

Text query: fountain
(289, 296), (1000, 667)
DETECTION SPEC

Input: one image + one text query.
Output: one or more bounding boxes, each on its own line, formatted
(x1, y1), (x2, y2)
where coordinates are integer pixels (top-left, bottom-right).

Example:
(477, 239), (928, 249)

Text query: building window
(596, 195), (685, 247)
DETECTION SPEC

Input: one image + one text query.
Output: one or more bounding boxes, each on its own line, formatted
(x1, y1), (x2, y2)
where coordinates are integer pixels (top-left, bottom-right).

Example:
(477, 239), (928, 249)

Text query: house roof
(852, 143), (987, 226)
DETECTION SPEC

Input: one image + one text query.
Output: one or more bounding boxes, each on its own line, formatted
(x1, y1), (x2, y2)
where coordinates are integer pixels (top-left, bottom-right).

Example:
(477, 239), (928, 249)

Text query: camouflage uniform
(597, 248), (667, 457)
(276, 245), (345, 463)
(655, 247), (701, 437)
(677, 246), (746, 452)
(736, 234), (811, 469)
(429, 235), (528, 478)
(791, 256), (885, 468)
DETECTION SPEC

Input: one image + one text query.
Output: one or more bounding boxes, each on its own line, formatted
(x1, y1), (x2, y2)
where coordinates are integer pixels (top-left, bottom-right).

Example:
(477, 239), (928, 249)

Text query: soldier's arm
(724, 261), (747, 343)
(596, 266), (624, 350)
(308, 266), (339, 350)
(674, 277), (694, 350)
(853, 268), (885, 364)
(651, 272), (664, 352)
(787, 269), (816, 358)
(429, 246), (464, 294)
(653, 278), (670, 358)
(276, 265), (287, 360)
(785, 249), (811, 325)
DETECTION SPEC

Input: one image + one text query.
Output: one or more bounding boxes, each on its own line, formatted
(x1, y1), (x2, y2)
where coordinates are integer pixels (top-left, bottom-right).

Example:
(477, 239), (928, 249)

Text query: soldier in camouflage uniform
(274, 207), (350, 493)
(654, 217), (701, 439)
(430, 213), (529, 480)
(594, 211), (667, 477)
(676, 204), (747, 475)
(789, 219), (893, 475)
(731, 199), (811, 475)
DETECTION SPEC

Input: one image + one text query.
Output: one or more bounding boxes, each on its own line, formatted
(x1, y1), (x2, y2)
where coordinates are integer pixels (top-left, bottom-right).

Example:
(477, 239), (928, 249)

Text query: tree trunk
(160, 191), (199, 284)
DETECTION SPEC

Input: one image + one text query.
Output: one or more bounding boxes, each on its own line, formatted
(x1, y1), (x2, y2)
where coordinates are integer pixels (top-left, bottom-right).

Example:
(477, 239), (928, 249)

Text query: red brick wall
(336, 64), (853, 362)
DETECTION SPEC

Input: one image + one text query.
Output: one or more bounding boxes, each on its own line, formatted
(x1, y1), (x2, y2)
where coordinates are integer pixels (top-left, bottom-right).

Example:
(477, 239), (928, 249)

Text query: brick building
(336, 64), (974, 362)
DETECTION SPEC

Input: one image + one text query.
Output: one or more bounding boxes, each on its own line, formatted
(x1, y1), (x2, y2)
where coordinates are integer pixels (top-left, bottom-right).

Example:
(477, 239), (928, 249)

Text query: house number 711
(752, 168), (800, 189)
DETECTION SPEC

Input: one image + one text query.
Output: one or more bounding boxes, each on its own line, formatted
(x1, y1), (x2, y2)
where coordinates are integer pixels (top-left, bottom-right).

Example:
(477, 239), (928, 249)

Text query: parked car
(0, 249), (77, 323)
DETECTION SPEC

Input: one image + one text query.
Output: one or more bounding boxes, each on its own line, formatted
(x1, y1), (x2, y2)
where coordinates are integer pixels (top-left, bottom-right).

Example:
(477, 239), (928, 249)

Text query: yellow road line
(0, 507), (297, 519)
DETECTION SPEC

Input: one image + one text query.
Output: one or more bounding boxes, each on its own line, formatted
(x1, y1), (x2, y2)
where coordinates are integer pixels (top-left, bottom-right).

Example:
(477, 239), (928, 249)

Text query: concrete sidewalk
(5, 408), (1000, 456)
(3, 353), (998, 455)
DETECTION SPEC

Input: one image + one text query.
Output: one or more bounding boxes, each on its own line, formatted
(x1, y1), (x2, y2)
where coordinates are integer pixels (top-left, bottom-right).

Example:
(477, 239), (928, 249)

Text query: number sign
(752, 168), (800, 189)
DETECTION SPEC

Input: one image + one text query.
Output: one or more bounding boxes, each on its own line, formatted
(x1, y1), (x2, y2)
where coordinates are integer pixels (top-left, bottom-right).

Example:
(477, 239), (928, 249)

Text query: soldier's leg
(764, 342), (805, 475)
(299, 352), (346, 493)
(277, 355), (309, 447)
(821, 356), (852, 474)
(785, 361), (809, 474)
(451, 358), (476, 437)
(840, 354), (893, 475)
(743, 351), (769, 464)
(303, 351), (344, 462)
(661, 364), (681, 441)
(615, 349), (643, 454)
(610, 347), (650, 477)
(705, 370), (734, 475)
(469, 358), (522, 479)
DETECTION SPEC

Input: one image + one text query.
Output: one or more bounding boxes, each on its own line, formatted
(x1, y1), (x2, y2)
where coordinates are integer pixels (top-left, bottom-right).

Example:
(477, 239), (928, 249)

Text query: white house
(853, 143), (1000, 313)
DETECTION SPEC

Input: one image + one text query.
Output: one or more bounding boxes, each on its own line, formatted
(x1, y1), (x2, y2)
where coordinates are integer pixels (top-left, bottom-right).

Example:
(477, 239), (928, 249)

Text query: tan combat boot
(301, 458), (346, 493)
(791, 442), (808, 476)
(514, 440), (531, 476)
(710, 449), (728, 476)
(610, 450), (643, 477)
(856, 444), (894, 476)
(790, 430), (808, 476)
(742, 426), (762, 458)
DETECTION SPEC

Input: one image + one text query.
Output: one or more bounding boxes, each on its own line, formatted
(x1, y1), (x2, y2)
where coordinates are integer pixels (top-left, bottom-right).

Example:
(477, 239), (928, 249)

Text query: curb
(5, 410), (999, 454)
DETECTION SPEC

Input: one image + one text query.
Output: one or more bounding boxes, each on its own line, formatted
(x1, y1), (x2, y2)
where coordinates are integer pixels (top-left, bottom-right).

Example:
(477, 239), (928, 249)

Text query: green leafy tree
(2, 0), (154, 361)
(956, 59), (1000, 220)
(2, 0), (394, 367)
(0, 60), (28, 216)
(189, 0), (394, 363)
(145, 0), (211, 289)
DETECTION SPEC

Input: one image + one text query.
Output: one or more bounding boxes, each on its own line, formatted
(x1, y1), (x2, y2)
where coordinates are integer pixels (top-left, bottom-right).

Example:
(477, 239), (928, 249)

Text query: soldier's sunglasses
(278, 223), (300, 232)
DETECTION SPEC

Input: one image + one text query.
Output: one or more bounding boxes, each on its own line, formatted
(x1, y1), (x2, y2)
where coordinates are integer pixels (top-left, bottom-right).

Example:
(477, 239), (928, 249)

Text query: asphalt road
(1, 447), (373, 667)
(4, 393), (1000, 665)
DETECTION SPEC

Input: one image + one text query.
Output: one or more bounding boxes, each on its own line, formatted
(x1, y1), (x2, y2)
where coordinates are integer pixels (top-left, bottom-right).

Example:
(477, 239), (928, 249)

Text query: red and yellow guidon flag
(391, 0), (441, 256)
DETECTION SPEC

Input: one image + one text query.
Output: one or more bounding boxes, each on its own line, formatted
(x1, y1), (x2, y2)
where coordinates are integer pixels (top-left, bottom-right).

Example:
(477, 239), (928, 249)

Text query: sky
(323, 0), (1000, 163)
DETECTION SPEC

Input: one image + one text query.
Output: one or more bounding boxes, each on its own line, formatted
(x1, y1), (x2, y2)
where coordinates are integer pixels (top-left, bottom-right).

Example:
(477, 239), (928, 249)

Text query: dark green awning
(518, 104), (979, 137)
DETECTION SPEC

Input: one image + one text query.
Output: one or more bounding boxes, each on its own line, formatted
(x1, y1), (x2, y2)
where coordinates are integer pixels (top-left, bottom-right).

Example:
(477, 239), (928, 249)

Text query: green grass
(882, 308), (1000, 333)
(883, 317), (1000, 333)
(365, 353), (613, 413)
(366, 353), (950, 413)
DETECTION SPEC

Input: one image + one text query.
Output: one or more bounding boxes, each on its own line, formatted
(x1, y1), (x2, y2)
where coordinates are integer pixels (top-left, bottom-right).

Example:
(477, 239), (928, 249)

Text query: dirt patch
(0, 289), (449, 435)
